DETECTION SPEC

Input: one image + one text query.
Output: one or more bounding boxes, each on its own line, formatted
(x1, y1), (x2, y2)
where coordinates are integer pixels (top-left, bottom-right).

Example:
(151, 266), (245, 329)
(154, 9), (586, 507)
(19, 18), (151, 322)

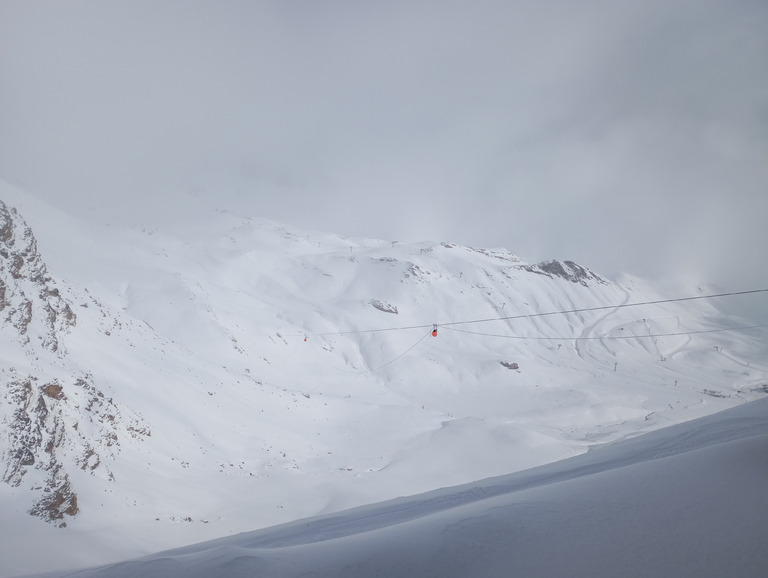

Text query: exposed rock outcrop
(370, 299), (398, 314)
(0, 201), (76, 352)
(1, 374), (150, 525)
(522, 259), (607, 287)
(1, 201), (149, 526)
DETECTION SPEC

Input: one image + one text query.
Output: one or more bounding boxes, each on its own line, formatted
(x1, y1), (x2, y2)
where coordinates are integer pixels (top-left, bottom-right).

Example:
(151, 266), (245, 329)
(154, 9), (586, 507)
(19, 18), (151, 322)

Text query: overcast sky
(1, 0), (767, 297)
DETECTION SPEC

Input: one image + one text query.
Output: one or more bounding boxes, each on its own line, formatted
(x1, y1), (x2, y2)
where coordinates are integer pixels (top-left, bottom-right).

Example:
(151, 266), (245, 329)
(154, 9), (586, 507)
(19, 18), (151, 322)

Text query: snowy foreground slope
(1, 180), (767, 576)
(25, 397), (768, 578)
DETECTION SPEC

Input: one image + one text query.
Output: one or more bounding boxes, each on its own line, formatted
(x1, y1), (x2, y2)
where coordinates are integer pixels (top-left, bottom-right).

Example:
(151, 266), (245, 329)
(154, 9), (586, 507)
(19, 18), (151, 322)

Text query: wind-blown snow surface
(24, 397), (768, 578)
(1, 180), (767, 576)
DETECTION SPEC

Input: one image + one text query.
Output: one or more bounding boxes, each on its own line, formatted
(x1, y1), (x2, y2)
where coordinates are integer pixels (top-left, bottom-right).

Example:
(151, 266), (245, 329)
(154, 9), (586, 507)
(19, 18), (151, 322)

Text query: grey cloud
(1, 0), (766, 318)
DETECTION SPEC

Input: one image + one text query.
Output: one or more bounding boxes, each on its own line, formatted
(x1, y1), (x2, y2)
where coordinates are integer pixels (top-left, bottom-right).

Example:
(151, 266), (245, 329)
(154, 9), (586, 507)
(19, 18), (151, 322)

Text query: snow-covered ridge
(1, 184), (767, 577)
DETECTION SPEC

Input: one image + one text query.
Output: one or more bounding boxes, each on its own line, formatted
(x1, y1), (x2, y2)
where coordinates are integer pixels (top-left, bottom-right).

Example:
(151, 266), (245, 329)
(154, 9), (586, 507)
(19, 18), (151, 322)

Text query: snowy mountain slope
(26, 396), (768, 578)
(1, 180), (767, 576)
(0, 199), (152, 527)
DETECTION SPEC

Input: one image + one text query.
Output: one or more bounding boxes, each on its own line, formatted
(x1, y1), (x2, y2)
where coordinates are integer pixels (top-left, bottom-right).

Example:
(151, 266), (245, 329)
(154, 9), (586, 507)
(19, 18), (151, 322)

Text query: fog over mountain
(1, 0), (767, 297)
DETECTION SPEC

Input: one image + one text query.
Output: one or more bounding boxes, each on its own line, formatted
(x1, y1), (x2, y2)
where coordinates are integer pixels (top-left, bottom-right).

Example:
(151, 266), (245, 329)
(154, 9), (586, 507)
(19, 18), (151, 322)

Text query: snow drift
(28, 396), (768, 578)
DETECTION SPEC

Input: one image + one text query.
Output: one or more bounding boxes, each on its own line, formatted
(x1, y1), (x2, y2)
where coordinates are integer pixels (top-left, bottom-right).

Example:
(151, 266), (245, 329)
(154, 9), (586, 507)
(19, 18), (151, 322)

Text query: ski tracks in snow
(574, 287), (631, 364)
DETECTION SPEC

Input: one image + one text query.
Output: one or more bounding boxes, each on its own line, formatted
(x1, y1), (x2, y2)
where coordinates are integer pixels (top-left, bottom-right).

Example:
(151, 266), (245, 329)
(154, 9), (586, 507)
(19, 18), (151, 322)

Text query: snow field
(1, 182), (767, 576)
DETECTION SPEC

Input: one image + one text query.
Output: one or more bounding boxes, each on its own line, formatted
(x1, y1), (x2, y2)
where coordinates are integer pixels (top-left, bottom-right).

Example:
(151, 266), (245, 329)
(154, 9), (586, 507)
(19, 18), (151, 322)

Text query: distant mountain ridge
(523, 259), (609, 286)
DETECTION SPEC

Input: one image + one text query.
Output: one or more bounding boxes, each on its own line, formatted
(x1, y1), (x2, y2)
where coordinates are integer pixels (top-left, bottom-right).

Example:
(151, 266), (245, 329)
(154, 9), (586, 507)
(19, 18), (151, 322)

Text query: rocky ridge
(1, 201), (148, 526)
(0, 201), (76, 352)
(523, 259), (608, 286)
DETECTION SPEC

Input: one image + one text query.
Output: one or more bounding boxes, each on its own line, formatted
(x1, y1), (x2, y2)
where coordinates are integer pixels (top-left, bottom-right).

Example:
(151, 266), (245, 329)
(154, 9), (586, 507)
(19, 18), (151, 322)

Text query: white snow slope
(1, 180), (767, 576)
(26, 396), (768, 578)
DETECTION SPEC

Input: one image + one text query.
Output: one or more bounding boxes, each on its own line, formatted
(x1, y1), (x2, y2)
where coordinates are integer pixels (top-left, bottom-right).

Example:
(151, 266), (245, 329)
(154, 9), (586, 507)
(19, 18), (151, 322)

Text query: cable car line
(296, 288), (768, 339)
(442, 323), (768, 341)
(438, 288), (768, 328)
(298, 289), (768, 373)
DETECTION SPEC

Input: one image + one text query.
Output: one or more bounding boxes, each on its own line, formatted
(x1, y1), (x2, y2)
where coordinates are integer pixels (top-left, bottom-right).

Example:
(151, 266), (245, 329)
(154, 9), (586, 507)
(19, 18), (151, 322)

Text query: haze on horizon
(1, 0), (767, 296)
